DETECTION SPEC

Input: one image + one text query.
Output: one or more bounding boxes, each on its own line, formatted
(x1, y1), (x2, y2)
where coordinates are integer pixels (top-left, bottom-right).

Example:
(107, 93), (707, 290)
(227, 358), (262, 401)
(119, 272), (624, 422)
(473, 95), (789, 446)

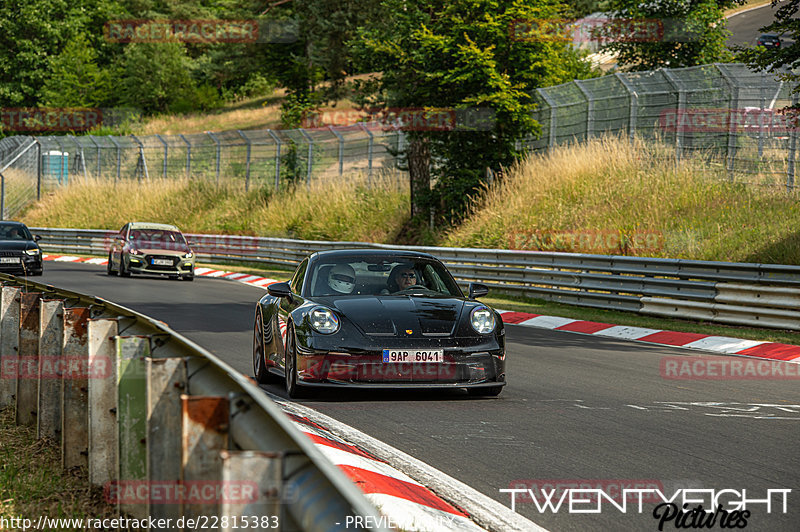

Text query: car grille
(0, 251), (23, 257)
(144, 254), (179, 271)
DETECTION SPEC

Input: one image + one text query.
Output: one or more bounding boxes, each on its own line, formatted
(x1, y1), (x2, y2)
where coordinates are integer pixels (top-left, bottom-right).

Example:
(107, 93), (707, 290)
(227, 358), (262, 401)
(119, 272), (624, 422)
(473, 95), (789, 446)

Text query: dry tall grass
(22, 173), (409, 243)
(444, 136), (800, 264)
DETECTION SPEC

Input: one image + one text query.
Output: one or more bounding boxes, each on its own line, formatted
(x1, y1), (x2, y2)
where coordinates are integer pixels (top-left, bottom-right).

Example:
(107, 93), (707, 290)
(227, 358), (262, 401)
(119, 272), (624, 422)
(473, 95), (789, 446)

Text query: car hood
(326, 295), (465, 336)
(0, 241), (37, 251)
(133, 246), (191, 255)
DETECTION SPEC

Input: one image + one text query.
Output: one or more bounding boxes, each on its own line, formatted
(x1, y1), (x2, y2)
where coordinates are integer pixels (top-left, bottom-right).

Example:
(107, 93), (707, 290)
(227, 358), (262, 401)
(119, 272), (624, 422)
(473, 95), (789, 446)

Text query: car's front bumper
(0, 254), (42, 274)
(294, 336), (505, 387)
(127, 253), (195, 275)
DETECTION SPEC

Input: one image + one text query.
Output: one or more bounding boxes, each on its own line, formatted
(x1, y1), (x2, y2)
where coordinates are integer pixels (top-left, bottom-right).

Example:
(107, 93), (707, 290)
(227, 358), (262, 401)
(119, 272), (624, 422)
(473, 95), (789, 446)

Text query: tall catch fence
(526, 63), (798, 190)
(0, 63), (797, 220)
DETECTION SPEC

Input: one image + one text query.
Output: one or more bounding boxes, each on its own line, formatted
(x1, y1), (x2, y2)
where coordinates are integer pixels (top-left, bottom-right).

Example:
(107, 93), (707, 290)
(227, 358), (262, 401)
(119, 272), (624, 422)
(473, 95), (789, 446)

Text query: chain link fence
(525, 63), (798, 190)
(1, 63), (797, 220)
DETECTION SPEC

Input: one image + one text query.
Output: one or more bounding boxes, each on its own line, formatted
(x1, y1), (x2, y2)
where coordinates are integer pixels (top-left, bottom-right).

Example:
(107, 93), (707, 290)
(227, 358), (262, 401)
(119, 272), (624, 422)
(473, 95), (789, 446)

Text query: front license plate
(0, 257), (19, 264)
(382, 349), (443, 363)
(152, 258), (172, 266)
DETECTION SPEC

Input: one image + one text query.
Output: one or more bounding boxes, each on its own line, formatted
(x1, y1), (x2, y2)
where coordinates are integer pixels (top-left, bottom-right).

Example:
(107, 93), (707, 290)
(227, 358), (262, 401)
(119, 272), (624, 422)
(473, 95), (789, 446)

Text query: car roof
(760, 33), (779, 38)
(310, 248), (437, 260)
(128, 222), (181, 231)
(0, 221), (27, 227)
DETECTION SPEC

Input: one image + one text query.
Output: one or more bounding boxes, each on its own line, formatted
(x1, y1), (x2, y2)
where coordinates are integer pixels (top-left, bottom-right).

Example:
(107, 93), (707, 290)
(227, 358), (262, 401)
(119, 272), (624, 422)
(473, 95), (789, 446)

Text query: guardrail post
(220, 450), (283, 529)
(237, 130), (252, 192)
(16, 293), (42, 426)
(181, 394), (230, 522)
(37, 298), (64, 440)
(267, 130), (282, 191)
(536, 88), (558, 151)
(156, 134), (168, 179)
(0, 285), (21, 409)
(146, 357), (187, 521)
(117, 335), (150, 519)
(616, 73), (639, 143)
(329, 126), (345, 176)
(180, 134), (192, 179)
(88, 317), (119, 487)
(208, 131), (221, 184)
(108, 136), (122, 184)
(359, 123), (374, 176)
(299, 128), (314, 187)
(62, 307), (90, 469)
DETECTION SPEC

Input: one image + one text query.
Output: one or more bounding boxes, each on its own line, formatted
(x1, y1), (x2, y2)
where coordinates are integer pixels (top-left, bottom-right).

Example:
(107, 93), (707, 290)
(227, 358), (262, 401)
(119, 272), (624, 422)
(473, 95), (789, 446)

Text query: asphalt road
(40, 263), (800, 531)
(727, 1), (788, 46)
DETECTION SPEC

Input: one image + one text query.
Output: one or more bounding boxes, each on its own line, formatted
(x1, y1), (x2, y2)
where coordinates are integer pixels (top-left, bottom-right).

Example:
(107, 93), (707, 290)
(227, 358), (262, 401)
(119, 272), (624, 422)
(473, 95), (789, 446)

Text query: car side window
(290, 259), (308, 295)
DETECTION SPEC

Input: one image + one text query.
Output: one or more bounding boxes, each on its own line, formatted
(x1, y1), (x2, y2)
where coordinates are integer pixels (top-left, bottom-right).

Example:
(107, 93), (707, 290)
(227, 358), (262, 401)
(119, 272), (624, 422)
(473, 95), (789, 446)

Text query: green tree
(355, 0), (594, 222)
(600, 0), (743, 70)
(115, 42), (197, 114)
(41, 33), (113, 107)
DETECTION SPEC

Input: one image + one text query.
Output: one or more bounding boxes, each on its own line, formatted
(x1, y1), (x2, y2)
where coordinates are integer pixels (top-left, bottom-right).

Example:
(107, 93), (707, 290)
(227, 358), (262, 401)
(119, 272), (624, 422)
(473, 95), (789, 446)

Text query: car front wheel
(284, 325), (309, 399)
(253, 311), (272, 384)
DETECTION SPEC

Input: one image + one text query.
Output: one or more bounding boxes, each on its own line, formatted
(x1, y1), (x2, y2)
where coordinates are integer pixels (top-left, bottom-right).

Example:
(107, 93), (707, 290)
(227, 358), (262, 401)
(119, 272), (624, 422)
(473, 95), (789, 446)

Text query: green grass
(0, 408), (116, 529)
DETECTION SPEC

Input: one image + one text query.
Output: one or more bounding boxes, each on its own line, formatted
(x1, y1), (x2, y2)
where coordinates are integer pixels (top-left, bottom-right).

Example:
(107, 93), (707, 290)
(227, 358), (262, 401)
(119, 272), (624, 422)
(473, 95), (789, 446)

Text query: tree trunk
(407, 136), (430, 218)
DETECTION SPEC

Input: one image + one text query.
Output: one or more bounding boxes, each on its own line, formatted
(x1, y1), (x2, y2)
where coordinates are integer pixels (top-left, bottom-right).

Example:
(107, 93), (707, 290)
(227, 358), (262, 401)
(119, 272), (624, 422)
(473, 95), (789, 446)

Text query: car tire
(31, 269), (43, 276)
(107, 253), (117, 276)
(468, 385), (503, 397)
(284, 324), (309, 399)
(183, 274), (194, 281)
(253, 310), (273, 384)
(169, 274), (179, 280)
(119, 257), (131, 277)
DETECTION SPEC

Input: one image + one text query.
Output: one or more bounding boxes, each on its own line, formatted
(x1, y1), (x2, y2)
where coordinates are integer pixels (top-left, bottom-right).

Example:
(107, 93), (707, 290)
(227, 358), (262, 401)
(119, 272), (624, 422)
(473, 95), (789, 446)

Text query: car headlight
(309, 307), (339, 334)
(470, 306), (496, 334)
(24, 249), (40, 256)
(129, 248), (142, 255)
(183, 252), (194, 259)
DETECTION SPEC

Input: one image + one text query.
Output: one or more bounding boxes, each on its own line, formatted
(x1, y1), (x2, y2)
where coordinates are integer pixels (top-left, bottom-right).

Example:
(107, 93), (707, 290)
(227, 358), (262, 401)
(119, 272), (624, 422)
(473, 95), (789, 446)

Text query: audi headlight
(183, 251), (194, 259)
(24, 249), (40, 255)
(470, 306), (496, 334)
(129, 248), (142, 255)
(309, 307), (339, 334)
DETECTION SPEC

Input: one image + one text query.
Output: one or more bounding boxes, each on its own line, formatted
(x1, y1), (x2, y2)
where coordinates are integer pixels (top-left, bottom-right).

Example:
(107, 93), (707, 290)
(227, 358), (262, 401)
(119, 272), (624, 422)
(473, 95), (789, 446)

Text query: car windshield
(129, 229), (187, 247)
(307, 255), (463, 298)
(0, 224), (32, 240)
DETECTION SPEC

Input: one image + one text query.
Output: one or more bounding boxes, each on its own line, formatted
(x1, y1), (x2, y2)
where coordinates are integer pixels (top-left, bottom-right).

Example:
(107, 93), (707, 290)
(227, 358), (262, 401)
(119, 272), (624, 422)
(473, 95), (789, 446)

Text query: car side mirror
(468, 282), (489, 299)
(267, 282), (293, 301)
(33, 235), (41, 242)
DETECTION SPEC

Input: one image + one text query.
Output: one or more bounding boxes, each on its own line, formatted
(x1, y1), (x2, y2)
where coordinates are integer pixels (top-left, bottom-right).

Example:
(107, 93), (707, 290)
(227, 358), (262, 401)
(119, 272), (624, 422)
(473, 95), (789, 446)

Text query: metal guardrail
(0, 273), (387, 531)
(33, 227), (800, 331)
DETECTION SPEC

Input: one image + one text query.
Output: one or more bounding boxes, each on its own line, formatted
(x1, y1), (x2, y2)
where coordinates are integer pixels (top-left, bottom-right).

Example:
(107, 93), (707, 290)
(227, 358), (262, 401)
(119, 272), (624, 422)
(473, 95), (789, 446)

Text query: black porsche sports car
(253, 249), (506, 398)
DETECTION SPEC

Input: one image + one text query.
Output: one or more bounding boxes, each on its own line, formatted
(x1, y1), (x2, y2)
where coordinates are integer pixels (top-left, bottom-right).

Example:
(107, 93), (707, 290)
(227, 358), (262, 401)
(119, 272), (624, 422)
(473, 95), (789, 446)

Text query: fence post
(208, 131), (221, 184)
(574, 80), (594, 140)
(299, 128), (313, 186)
(0, 286), (21, 409)
(108, 136), (122, 183)
(0, 171), (4, 220)
(359, 123), (374, 176)
(62, 307), (90, 470)
(156, 134), (168, 178)
(87, 135), (101, 178)
(36, 139), (42, 200)
(16, 293), (42, 426)
(788, 92), (798, 191)
(536, 88), (557, 151)
(130, 134), (149, 182)
(267, 130), (282, 191)
(615, 73), (639, 143)
(37, 298), (64, 441)
(53, 136), (67, 185)
(662, 69), (685, 163)
(715, 64), (738, 180)
(68, 135), (88, 180)
(328, 126), (345, 176)
(237, 130), (252, 191)
(88, 317), (119, 487)
(180, 134), (191, 178)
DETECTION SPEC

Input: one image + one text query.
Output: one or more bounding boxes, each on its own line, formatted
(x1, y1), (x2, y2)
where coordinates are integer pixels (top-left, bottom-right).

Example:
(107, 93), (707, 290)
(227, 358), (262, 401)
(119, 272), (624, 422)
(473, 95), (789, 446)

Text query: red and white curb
(496, 310), (800, 363)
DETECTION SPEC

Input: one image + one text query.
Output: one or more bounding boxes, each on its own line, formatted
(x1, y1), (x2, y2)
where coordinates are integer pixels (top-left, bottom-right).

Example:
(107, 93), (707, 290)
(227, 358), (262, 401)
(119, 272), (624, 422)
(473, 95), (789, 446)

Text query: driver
(387, 263), (419, 292)
(328, 264), (356, 294)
